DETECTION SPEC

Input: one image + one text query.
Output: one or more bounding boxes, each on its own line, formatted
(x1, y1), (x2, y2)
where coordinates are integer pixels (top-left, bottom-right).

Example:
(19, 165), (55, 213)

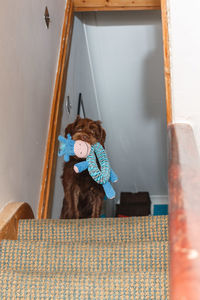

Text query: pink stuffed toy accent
(73, 140), (91, 173)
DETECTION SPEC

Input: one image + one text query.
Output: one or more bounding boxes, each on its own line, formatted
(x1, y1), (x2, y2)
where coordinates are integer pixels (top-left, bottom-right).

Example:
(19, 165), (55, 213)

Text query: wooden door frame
(73, 0), (161, 11)
(38, 0), (172, 219)
(161, 0), (172, 124)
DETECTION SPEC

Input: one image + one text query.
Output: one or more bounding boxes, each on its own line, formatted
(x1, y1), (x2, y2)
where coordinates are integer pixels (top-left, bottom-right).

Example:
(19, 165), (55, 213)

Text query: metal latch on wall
(44, 6), (50, 29)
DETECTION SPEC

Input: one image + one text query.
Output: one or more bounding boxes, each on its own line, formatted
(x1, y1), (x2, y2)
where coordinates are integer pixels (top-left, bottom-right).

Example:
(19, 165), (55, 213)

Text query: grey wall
(0, 0), (66, 215)
(83, 11), (168, 207)
(52, 11), (168, 218)
(51, 16), (100, 218)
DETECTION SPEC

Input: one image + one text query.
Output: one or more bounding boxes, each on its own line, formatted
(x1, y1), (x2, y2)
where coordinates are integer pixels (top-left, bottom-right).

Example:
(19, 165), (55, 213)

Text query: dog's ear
(64, 123), (74, 137)
(95, 120), (106, 147)
(64, 116), (81, 137)
(74, 115), (81, 124)
(100, 128), (106, 147)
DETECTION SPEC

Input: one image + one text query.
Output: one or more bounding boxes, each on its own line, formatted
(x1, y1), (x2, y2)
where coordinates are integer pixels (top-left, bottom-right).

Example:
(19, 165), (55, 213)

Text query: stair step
(0, 240), (168, 273)
(0, 270), (169, 299)
(18, 215), (168, 242)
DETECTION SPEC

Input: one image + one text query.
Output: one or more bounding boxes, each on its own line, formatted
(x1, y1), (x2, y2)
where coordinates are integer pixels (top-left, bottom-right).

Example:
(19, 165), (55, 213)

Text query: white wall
(52, 15), (100, 218)
(83, 11), (168, 204)
(0, 0), (66, 215)
(167, 0), (200, 154)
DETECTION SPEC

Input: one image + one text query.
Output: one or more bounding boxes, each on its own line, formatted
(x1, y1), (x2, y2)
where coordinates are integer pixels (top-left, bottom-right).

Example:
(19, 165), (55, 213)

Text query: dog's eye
(89, 126), (96, 134)
(90, 128), (95, 134)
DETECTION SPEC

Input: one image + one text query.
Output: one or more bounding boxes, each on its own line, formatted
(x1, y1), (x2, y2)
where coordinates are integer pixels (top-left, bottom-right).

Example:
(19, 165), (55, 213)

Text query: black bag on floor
(116, 192), (151, 217)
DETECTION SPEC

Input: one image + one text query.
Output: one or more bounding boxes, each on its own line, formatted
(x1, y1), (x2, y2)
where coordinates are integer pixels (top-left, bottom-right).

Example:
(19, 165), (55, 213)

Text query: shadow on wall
(141, 24), (168, 192)
(80, 10), (163, 27)
(51, 15), (101, 219)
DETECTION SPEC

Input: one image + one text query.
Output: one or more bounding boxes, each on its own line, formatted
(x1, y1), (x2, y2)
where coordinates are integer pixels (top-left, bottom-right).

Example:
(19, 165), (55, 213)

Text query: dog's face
(65, 116), (106, 146)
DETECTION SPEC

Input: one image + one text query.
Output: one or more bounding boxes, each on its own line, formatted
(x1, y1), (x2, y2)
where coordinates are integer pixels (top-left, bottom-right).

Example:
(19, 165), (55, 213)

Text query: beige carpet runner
(0, 215), (168, 299)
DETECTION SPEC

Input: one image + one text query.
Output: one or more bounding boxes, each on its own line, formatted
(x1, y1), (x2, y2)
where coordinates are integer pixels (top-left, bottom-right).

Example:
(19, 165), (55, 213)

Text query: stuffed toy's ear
(64, 116), (81, 137)
(64, 123), (74, 137)
(58, 135), (67, 157)
(58, 133), (75, 162)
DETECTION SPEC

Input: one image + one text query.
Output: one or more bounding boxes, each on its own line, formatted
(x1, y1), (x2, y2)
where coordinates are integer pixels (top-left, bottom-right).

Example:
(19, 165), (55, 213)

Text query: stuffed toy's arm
(74, 161), (89, 173)
(110, 169), (118, 183)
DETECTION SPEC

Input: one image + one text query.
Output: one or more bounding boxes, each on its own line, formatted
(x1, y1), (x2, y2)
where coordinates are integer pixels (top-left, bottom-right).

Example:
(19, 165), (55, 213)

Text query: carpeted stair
(0, 215), (169, 299)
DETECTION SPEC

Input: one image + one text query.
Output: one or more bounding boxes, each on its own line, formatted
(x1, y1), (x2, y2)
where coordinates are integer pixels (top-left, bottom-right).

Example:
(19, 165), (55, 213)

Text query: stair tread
(0, 215), (169, 298)
(0, 240), (168, 273)
(18, 215), (168, 242)
(0, 269), (169, 299)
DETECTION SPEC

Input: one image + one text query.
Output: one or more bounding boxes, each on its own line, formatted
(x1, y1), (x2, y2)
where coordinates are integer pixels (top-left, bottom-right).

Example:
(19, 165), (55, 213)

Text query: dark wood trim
(0, 202), (34, 241)
(38, 0), (74, 219)
(161, 0), (172, 124)
(168, 123), (200, 299)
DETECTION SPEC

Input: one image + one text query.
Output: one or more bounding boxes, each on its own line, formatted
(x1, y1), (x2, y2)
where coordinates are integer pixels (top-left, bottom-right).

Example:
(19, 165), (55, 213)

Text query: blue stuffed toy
(58, 134), (118, 199)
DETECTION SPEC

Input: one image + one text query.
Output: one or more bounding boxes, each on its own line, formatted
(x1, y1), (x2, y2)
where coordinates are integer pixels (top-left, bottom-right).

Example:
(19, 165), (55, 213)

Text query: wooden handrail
(168, 123), (200, 299)
(0, 202), (34, 242)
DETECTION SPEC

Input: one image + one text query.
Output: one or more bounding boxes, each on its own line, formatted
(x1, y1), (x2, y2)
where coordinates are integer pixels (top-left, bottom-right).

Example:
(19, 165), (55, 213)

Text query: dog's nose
(82, 135), (88, 141)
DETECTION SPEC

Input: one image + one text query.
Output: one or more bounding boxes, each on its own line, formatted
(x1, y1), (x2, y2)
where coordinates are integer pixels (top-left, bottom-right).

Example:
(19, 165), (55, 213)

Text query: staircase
(0, 215), (168, 299)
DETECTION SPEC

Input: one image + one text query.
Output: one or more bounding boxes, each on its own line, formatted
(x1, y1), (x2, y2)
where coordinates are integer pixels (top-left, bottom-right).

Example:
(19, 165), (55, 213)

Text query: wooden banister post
(168, 123), (200, 299)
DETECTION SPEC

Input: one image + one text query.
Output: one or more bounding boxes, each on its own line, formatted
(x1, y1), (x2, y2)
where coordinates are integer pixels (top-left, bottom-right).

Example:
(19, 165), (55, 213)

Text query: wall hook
(66, 96), (72, 114)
